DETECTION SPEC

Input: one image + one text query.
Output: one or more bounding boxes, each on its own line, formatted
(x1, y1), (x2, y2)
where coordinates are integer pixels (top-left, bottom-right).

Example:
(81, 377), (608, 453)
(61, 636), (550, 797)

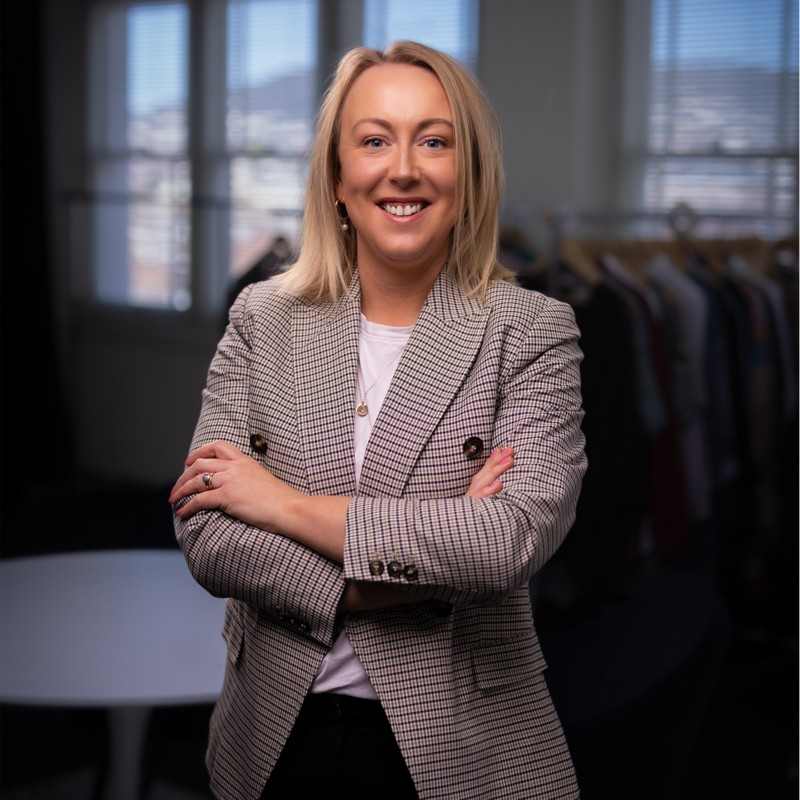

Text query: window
(622, 0), (798, 234)
(84, 0), (479, 312)
(363, 0), (479, 72)
(88, 2), (190, 309)
(227, 0), (318, 277)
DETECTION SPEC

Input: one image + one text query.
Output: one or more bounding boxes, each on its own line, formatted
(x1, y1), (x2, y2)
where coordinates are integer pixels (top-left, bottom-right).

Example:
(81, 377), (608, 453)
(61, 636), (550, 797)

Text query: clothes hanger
(559, 237), (603, 286)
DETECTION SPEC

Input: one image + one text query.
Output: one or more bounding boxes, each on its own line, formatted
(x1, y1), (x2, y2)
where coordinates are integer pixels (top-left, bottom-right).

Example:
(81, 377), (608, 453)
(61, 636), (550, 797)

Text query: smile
(381, 202), (425, 217)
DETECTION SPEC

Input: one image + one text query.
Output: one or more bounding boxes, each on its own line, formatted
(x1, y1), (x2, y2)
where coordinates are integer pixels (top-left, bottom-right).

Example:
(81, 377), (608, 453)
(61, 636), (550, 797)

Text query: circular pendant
(356, 402), (369, 417)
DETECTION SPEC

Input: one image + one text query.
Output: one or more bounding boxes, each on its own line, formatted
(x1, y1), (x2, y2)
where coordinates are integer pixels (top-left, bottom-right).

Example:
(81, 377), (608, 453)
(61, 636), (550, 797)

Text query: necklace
(355, 350), (403, 417)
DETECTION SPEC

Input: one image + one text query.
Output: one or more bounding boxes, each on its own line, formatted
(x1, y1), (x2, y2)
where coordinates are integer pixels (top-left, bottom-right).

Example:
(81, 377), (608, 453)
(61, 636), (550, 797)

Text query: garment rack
(542, 204), (797, 298)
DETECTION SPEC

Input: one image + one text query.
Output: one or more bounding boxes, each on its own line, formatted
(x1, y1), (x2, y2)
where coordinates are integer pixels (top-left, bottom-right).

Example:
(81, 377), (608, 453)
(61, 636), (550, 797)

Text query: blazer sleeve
(342, 296), (587, 607)
(174, 287), (346, 648)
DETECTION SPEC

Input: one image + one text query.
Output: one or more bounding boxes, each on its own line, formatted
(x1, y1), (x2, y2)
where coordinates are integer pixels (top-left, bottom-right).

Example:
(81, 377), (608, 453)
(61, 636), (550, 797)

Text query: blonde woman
(171, 41), (586, 800)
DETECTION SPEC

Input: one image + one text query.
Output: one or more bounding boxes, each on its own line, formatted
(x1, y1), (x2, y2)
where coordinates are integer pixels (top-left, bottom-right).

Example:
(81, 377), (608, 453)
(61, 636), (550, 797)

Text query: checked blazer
(174, 267), (587, 800)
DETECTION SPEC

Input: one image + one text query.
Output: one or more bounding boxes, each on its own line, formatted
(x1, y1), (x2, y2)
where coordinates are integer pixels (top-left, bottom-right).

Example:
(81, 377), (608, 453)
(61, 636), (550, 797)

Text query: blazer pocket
(472, 630), (547, 692)
(221, 600), (245, 666)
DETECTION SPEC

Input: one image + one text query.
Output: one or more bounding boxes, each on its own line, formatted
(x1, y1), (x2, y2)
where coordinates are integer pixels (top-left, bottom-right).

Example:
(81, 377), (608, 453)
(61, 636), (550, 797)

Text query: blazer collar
(292, 268), (489, 498)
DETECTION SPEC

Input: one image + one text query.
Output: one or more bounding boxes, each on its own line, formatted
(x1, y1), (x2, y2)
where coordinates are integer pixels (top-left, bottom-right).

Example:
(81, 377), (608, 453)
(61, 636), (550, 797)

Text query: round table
(0, 549), (227, 800)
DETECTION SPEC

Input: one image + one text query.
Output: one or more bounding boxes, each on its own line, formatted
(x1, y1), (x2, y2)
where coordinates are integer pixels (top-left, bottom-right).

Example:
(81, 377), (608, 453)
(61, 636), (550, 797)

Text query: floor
(1, 480), (796, 800)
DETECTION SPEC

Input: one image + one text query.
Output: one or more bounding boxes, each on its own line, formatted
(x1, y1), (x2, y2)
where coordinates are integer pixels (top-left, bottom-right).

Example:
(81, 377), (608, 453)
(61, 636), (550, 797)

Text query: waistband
(301, 692), (386, 724)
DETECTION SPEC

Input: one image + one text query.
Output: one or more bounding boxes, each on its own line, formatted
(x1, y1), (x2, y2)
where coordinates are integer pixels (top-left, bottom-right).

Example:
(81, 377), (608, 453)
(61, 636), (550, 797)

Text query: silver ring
(202, 472), (213, 490)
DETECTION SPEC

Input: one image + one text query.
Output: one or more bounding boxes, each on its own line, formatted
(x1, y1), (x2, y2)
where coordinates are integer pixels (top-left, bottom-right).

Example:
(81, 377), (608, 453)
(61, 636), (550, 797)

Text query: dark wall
(1, 0), (74, 540)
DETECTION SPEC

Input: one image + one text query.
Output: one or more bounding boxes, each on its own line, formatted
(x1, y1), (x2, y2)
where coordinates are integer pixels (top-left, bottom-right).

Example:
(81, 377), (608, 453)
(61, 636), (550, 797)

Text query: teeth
(383, 203), (423, 217)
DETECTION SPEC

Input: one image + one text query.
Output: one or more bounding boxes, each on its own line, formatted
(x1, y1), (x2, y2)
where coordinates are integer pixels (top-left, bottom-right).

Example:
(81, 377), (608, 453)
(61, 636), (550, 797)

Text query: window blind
(626, 0), (798, 229)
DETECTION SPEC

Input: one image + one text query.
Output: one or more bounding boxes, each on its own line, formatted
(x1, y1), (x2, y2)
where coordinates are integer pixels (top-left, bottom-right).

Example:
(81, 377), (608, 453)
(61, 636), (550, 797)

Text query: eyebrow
(352, 117), (454, 132)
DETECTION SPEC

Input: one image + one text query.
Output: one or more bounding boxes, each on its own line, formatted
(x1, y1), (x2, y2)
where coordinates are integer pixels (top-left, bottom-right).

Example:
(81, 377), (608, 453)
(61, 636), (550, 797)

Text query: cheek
(338, 158), (381, 198)
(433, 160), (457, 198)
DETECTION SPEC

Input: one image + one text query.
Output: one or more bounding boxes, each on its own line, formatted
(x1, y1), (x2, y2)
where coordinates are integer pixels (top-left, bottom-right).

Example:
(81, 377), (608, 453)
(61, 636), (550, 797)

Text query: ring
(202, 472), (213, 490)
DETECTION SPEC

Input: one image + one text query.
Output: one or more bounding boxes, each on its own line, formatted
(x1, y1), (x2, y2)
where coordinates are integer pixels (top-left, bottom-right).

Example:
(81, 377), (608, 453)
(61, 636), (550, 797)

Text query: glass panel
(226, 0), (317, 278)
(635, 0), (798, 219)
(89, 2), (190, 309)
(643, 155), (797, 232)
(127, 157), (191, 309)
(128, 4), (188, 154)
(363, 0), (479, 71)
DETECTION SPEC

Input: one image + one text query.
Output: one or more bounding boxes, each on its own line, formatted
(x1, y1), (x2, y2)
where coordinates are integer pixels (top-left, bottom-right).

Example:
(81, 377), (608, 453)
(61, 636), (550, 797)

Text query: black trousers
(261, 693), (419, 799)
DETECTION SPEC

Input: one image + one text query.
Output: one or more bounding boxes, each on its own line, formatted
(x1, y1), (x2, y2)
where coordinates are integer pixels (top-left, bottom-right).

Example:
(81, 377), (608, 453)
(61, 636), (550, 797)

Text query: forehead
(340, 63), (451, 121)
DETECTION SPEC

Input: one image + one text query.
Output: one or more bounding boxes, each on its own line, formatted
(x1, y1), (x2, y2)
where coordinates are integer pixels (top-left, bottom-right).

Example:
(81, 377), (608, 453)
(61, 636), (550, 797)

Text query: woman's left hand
(465, 446), (514, 498)
(169, 440), (302, 530)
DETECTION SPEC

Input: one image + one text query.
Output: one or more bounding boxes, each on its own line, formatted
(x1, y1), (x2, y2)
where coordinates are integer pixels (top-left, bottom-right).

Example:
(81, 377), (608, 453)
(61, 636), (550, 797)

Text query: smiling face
(335, 63), (457, 284)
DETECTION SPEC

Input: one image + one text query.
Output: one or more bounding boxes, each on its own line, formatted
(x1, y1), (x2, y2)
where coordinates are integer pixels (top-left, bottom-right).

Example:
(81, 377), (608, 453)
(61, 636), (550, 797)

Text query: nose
(389, 143), (421, 187)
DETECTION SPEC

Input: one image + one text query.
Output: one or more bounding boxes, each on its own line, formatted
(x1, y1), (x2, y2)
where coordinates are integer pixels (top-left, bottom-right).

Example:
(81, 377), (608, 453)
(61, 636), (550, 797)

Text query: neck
(357, 260), (444, 326)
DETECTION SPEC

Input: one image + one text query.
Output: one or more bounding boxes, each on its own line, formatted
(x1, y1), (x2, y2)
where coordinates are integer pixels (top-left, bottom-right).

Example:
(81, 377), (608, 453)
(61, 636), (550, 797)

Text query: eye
(423, 138), (447, 150)
(364, 137), (384, 148)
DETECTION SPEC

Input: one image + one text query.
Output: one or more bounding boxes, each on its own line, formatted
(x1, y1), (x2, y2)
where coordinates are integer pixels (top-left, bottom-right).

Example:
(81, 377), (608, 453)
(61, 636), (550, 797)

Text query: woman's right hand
(465, 447), (514, 498)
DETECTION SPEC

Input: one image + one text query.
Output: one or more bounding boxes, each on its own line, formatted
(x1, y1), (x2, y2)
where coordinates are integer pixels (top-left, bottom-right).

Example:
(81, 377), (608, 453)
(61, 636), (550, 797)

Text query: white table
(0, 549), (227, 800)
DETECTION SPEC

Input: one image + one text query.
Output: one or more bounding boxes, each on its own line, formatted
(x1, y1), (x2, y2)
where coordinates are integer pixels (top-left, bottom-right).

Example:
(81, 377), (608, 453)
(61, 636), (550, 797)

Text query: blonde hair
(277, 41), (514, 302)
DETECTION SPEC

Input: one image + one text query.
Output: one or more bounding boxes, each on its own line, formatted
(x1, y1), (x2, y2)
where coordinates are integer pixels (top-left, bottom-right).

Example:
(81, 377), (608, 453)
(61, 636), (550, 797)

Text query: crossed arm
(170, 443), (514, 612)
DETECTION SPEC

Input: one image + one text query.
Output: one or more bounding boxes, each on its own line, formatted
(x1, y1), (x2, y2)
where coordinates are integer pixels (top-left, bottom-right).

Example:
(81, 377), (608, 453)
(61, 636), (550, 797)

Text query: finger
(184, 440), (242, 466)
(170, 457), (216, 497)
(465, 448), (514, 498)
(173, 484), (224, 519)
(469, 479), (503, 500)
(475, 451), (514, 486)
(170, 459), (223, 504)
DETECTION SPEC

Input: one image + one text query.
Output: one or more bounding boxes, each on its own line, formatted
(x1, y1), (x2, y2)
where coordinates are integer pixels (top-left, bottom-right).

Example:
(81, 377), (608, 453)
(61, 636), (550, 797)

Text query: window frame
(619, 0), (798, 237)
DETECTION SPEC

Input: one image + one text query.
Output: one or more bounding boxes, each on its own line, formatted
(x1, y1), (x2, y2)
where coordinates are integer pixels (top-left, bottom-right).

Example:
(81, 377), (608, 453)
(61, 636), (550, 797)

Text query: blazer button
(463, 436), (484, 459)
(369, 560), (385, 576)
(250, 433), (268, 454)
(387, 561), (404, 578)
(403, 564), (419, 581)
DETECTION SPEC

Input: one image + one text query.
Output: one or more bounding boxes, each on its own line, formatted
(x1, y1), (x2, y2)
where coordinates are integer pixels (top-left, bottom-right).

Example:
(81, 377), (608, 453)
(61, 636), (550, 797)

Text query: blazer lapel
(292, 277), (361, 496)
(358, 269), (489, 498)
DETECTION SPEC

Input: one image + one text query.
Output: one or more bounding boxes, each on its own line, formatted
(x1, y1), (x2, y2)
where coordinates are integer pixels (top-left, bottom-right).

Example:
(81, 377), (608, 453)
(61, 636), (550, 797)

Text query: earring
(334, 199), (350, 232)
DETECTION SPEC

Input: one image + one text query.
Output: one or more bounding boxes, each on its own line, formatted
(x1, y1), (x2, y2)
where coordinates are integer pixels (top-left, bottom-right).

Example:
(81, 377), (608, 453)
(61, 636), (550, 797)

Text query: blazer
(174, 268), (587, 800)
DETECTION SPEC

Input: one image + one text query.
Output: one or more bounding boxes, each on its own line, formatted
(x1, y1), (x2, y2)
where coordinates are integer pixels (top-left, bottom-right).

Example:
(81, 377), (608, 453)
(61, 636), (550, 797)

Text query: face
(336, 63), (457, 280)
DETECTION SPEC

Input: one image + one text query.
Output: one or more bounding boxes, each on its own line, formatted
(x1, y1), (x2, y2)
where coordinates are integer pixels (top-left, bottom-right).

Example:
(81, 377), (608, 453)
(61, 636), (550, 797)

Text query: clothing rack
(542, 203), (797, 298)
(531, 202), (798, 602)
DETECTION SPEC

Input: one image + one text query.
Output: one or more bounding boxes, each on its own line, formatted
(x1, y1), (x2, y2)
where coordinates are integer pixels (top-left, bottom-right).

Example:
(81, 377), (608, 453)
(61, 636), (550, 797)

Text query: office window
(227, 0), (317, 277)
(363, 0), (479, 71)
(622, 0), (798, 232)
(85, 0), (479, 311)
(88, 2), (190, 309)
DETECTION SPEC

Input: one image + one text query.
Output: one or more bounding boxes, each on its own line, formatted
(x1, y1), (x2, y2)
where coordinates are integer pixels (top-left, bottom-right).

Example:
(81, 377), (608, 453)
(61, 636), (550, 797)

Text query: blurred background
(1, 0), (797, 798)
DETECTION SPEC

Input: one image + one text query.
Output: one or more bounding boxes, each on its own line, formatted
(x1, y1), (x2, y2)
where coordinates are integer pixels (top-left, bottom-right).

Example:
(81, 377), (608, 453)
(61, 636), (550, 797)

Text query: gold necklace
(355, 350), (403, 417)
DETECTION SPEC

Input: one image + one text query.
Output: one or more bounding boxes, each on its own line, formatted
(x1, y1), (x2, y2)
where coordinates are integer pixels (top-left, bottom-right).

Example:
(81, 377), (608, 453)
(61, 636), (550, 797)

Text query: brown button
(403, 564), (419, 581)
(369, 560), (385, 576)
(463, 436), (484, 459)
(250, 434), (268, 454)
(387, 561), (404, 578)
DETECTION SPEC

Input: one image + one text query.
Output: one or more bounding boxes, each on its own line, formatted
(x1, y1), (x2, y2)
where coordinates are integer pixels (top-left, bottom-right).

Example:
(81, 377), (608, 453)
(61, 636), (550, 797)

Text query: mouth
(380, 201), (427, 218)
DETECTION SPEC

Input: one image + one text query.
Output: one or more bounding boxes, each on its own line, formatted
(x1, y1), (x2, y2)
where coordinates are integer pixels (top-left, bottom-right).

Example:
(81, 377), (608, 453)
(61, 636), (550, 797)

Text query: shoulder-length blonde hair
(277, 40), (514, 303)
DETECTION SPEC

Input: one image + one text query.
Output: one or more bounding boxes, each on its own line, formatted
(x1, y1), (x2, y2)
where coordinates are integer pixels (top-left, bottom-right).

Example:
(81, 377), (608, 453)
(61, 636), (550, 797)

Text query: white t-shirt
(310, 314), (412, 698)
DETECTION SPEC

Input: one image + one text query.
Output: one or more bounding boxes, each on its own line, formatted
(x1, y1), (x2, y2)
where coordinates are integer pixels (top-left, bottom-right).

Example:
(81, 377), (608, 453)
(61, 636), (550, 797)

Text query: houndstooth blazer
(174, 267), (587, 800)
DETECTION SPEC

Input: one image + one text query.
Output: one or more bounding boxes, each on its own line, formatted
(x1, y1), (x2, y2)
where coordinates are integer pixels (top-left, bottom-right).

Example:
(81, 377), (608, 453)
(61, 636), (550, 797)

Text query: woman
(171, 41), (587, 800)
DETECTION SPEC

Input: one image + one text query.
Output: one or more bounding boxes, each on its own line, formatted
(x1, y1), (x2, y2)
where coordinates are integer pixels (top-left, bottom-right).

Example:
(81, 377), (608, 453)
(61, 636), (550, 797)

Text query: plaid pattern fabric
(175, 268), (587, 799)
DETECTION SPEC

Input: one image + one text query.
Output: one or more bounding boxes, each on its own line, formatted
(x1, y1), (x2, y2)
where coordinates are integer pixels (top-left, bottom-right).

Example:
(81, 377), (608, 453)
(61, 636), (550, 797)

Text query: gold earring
(334, 199), (350, 232)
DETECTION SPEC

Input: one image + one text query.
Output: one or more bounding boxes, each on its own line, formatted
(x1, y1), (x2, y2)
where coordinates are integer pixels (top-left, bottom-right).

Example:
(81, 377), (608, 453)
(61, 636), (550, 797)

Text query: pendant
(356, 402), (369, 417)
